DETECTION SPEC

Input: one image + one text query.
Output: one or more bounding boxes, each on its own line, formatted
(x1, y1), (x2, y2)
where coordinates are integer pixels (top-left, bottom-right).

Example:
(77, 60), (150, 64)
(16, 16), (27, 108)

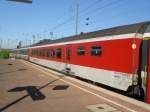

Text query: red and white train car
(14, 21), (150, 104)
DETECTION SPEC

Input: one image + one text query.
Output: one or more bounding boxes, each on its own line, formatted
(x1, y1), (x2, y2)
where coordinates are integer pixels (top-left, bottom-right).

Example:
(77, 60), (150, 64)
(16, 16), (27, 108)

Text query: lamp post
(7, 0), (32, 3)
(75, 0), (79, 35)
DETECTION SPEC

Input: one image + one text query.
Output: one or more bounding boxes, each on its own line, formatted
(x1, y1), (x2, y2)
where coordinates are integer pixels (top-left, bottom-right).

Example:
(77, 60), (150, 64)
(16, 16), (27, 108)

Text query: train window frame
(91, 46), (102, 56)
(77, 47), (85, 55)
(56, 48), (62, 59)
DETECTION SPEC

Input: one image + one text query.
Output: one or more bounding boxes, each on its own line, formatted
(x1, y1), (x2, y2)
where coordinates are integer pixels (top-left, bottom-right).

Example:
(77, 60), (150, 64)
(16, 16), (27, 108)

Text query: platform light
(7, 0), (32, 3)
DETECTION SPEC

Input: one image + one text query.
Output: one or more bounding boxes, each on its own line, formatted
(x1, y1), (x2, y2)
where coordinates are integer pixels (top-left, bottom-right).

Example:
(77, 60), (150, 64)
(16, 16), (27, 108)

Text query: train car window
(91, 46), (102, 56)
(42, 50), (44, 56)
(36, 50), (38, 56)
(40, 50), (42, 56)
(56, 48), (62, 59)
(47, 49), (51, 57)
(44, 50), (47, 56)
(77, 47), (85, 55)
(44, 50), (46, 57)
(37, 50), (39, 56)
(45, 50), (47, 56)
(33, 50), (35, 55)
(32, 50), (35, 55)
(38, 50), (40, 56)
(31, 50), (34, 55)
(50, 48), (55, 58)
(43, 49), (46, 56)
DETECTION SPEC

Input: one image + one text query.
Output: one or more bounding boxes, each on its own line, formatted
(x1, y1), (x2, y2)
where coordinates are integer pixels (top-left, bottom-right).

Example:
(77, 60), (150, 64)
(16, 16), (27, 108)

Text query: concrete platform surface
(0, 59), (150, 112)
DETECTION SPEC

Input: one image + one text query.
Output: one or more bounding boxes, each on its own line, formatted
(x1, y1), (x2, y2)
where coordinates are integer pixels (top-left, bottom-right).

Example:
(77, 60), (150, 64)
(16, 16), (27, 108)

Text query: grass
(0, 49), (10, 59)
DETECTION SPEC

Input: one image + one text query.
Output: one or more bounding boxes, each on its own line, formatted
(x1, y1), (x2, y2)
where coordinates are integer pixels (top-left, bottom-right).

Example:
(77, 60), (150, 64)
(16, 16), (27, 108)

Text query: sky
(0, 0), (150, 48)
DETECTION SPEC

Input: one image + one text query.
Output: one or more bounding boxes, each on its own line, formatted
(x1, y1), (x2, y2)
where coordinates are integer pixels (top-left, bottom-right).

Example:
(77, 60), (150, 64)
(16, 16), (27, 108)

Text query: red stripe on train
(29, 38), (142, 74)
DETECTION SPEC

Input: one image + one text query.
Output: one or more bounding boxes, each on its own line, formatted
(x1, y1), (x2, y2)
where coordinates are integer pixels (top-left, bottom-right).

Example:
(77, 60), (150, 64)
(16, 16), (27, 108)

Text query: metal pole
(0, 39), (2, 49)
(75, 0), (79, 35)
(50, 32), (53, 40)
(33, 35), (35, 44)
(7, 39), (10, 49)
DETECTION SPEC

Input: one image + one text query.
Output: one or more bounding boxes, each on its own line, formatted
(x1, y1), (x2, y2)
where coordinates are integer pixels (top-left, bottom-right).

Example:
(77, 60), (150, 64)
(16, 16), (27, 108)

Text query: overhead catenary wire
(47, 1), (77, 30)
(80, 0), (125, 18)
(38, 0), (129, 40)
(49, 0), (104, 32)
(80, 0), (103, 15)
(50, 0), (125, 33)
(81, 0), (129, 28)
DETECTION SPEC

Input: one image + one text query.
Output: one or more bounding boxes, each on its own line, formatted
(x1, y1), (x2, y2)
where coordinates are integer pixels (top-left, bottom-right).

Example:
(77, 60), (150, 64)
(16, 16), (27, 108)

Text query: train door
(65, 46), (71, 73)
(146, 39), (150, 103)
(141, 38), (150, 104)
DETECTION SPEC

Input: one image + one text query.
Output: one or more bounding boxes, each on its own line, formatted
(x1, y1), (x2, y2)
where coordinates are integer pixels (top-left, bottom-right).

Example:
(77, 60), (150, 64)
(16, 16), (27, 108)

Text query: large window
(56, 48), (62, 59)
(91, 46), (102, 56)
(77, 47), (85, 55)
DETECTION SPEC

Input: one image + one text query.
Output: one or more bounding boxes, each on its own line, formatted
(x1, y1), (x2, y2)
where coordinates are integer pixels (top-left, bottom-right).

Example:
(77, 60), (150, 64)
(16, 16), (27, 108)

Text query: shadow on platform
(8, 86), (45, 101)
(0, 75), (69, 112)
(53, 85), (69, 90)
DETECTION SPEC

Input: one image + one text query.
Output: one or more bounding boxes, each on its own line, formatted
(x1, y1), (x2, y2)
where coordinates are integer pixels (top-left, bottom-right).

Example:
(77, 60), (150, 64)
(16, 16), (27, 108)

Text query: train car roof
(16, 21), (150, 50)
(34, 21), (150, 46)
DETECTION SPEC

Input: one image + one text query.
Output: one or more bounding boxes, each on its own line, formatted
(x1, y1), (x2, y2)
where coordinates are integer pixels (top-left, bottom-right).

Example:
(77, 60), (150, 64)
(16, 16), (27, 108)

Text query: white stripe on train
(30, 57), (132, 91)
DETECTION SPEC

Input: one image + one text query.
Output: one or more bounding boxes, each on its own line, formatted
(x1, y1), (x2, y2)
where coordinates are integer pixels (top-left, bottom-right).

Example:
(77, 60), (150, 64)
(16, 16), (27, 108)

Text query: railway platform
(0, 59), (150, 112)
